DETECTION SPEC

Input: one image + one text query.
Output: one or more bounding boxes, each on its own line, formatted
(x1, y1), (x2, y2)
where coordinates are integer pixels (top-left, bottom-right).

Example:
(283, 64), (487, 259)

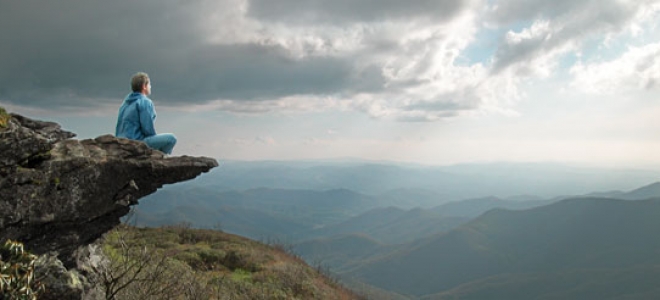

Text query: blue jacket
(115, 92), (157, 140)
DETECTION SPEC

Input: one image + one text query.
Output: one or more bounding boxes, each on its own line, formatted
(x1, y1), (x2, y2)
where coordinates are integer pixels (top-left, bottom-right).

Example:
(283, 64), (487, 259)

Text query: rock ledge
(0, 111), (218, 299)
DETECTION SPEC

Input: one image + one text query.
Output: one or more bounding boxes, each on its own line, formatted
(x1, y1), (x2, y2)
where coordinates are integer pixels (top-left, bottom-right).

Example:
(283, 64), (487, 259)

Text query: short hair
(130, 72), (150, 92)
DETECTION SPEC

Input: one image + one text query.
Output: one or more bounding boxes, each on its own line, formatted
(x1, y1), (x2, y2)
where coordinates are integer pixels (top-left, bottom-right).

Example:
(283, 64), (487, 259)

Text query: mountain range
(132, 160), (660, 299)
(191, 160), (660, 200)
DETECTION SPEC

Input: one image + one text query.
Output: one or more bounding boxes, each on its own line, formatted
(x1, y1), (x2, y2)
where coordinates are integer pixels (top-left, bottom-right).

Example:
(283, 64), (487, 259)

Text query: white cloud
(489, 0), (660, 76)
(570, 42), (660, 94)
(229, 136), (276, 146)
(200, 1), (509, 122)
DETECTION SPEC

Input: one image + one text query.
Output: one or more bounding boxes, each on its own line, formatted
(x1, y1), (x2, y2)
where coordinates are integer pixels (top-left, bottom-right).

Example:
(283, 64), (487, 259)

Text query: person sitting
(115, 72), (177, 154)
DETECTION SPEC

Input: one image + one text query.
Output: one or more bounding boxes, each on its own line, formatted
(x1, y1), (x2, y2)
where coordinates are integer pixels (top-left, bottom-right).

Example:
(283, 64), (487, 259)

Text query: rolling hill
(134, 188), (380, 239)
(302, 206), (469, 244)
(430, 196), (555, 218)
(294, 233), (390, 272)
(347, 197), (660, 298)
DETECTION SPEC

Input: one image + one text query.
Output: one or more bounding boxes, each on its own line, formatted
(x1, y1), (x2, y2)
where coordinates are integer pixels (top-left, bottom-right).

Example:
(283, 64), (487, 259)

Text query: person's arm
(138, 99), (157, 137)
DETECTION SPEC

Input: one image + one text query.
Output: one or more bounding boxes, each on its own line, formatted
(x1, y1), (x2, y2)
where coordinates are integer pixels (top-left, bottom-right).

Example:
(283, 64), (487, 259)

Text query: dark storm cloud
(486, 0), (581, 24)
(246, 0), (473, 25)
(0, 0), (384, 109)
(0, 0), (203, 107)
(153, 43), (366, 103)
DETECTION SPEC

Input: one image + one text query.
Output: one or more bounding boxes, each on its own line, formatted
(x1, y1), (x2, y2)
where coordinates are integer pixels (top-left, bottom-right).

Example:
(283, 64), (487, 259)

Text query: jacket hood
(124, 92), (144, 103)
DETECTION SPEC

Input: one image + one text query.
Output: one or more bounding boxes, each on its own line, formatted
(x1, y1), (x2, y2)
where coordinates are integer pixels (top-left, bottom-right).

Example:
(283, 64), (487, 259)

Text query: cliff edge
(0, 109), (218, 298)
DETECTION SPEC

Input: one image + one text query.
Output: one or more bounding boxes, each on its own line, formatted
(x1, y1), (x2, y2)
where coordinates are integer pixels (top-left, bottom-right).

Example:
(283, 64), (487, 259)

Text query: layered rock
(0, 111), (218, 298)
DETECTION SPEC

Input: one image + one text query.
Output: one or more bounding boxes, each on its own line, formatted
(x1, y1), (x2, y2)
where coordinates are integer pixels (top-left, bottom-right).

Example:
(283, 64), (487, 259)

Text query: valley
(133, 161), (660, 298)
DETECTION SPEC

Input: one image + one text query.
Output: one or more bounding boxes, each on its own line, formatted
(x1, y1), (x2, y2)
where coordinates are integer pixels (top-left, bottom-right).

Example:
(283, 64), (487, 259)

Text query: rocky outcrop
(0, 111), (218, 298)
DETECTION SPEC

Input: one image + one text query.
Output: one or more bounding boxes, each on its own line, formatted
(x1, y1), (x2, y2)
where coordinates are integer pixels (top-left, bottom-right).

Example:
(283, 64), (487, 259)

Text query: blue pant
(143, 133), (177, 155)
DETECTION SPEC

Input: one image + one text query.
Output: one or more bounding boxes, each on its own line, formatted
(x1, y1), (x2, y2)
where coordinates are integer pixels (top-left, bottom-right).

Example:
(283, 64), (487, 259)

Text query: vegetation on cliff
(0, 240), (43, 299)
(100, 224), (363, 300)
(0, 107), (8, 129)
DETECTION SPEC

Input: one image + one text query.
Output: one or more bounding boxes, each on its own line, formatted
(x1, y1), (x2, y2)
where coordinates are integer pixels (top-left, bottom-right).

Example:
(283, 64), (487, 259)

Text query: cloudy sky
(1, 0), (659, 167)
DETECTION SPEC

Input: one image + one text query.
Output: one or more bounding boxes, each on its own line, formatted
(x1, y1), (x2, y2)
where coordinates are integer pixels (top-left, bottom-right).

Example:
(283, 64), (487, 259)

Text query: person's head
(130, 72), (151, 95)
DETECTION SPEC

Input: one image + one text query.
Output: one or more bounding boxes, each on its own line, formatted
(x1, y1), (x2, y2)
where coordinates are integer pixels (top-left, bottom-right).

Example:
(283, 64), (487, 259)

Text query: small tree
(98, 225), (200, 300)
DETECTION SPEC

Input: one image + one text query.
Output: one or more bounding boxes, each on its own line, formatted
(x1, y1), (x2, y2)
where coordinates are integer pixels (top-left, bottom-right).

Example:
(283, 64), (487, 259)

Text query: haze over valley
(133, 160), (660, 298)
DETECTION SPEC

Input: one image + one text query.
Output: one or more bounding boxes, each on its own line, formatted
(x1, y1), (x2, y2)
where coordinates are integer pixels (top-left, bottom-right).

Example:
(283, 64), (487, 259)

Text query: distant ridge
(581, 181), (660, 200)
(189, 160), (660, 199)
(348, 197), (660, 298)
(431, 196), (554, 218)
(620, 181), (660, 200)
(301, 206), (468, 244)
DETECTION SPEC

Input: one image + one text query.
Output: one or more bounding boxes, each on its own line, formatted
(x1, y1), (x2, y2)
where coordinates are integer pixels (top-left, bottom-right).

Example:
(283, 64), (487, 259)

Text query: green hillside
(100, 224), (364, 299)
(348, 197), (660, 298)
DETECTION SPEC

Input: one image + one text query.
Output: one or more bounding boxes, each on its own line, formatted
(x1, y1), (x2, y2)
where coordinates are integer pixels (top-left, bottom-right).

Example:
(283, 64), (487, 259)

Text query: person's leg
(143, 133), (177, 154)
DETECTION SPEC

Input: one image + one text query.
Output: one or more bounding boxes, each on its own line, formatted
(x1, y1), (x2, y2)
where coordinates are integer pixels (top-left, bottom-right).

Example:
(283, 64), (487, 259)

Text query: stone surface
(0, 111), (218, 299)
(34, 253), (86, 300)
